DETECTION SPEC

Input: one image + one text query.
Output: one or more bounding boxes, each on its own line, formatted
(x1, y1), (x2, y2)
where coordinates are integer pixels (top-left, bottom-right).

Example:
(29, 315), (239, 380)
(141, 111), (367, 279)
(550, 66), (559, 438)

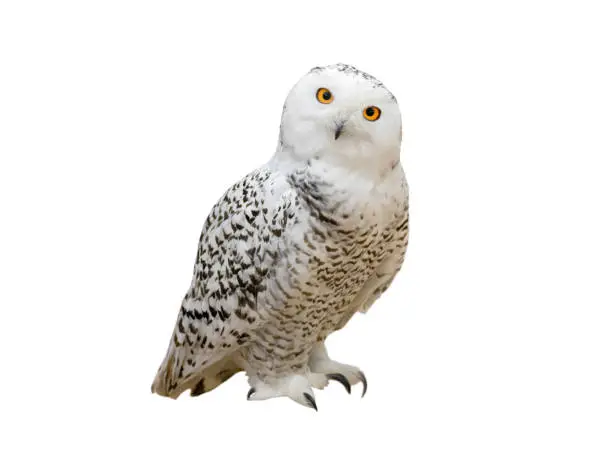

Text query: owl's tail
(151, 343), (190, 399)
(151, 344), (242, 399)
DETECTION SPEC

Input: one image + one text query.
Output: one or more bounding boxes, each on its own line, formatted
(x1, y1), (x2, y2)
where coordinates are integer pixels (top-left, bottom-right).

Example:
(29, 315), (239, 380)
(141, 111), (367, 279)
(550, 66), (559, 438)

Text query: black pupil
(322, 91), (331, 100)
(366, 107), (375, 117)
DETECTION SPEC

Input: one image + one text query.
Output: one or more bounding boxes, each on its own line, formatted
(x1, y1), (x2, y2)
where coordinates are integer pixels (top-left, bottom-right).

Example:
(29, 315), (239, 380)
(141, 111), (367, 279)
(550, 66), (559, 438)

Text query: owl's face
(278, 64), (402, 172)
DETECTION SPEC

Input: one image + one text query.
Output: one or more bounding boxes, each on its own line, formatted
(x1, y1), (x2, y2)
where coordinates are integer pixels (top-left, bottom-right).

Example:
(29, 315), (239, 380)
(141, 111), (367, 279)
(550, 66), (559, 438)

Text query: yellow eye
(316, 88), (333, 104)
(363, 106), (381, 121)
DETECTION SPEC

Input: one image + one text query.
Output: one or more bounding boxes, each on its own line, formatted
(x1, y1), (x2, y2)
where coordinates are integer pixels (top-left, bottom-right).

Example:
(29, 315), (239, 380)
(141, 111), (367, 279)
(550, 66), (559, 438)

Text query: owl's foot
(246, 374), (320, 411)
(308, 343), (368, 397)
(316, 362), (367, 397)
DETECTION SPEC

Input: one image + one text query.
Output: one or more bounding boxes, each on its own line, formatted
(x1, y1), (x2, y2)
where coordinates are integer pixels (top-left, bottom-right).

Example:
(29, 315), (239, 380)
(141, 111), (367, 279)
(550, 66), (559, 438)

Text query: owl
(151, 63), (409, 410)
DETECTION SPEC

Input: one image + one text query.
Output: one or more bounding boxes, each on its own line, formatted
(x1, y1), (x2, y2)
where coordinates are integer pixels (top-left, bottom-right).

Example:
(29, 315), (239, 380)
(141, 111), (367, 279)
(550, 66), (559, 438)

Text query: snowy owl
(152, 63), (409, 410)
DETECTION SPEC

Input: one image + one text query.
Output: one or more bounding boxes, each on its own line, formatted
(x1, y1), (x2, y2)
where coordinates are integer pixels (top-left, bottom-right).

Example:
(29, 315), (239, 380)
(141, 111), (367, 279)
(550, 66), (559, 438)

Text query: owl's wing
(151, 168), (297, 398)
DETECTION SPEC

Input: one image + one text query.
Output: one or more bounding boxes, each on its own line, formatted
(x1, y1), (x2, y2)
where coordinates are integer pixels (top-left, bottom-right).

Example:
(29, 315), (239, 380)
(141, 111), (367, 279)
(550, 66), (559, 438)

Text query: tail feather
(151, 344), (198, 398)
(189, 360), (242, 397)
(151, 346), (241, 399)
(151, 345), (182, 398)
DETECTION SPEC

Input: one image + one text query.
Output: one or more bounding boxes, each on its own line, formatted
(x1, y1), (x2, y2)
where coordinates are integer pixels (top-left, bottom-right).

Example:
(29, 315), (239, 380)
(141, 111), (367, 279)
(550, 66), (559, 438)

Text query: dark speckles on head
(309, 63), (396, 102)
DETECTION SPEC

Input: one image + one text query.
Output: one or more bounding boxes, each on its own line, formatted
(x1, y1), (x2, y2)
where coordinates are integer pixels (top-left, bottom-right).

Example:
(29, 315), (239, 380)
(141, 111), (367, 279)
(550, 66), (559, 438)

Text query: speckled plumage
(152, 64), (409, 409)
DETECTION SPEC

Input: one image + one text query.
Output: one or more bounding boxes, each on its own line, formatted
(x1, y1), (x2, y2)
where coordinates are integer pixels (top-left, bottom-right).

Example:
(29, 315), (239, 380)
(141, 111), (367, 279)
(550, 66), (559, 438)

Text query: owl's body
(152, 64), (409, 409)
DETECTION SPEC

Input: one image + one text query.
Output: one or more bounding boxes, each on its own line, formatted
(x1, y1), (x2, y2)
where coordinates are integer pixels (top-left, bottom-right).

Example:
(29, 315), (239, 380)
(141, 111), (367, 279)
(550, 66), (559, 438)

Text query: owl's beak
(334, 121), (346, 140)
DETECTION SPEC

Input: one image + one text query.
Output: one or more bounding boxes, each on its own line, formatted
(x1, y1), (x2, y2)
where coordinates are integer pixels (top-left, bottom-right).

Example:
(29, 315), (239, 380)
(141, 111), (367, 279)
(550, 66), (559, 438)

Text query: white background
(1, 1), (611, 458)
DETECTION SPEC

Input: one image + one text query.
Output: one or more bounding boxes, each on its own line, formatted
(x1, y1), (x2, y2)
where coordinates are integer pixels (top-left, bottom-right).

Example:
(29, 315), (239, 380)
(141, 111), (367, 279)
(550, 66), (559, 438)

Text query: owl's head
(276, 64), (402, 175)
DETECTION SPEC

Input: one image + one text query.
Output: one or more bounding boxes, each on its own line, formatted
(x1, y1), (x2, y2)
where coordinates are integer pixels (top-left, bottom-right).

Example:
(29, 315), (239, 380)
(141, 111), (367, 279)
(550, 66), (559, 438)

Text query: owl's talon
(247, 387), (256, 399)
(303, 392), (318, 411)
(309, 343), (368, 398)
(327, 373), (351, 394)
(357, 371), (368, 397)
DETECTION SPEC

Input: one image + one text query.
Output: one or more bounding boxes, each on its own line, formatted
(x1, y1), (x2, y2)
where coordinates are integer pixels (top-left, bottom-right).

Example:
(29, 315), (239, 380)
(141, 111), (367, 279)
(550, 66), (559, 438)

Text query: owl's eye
(316, 88), (333, 104)
(363, 106), (381, 121)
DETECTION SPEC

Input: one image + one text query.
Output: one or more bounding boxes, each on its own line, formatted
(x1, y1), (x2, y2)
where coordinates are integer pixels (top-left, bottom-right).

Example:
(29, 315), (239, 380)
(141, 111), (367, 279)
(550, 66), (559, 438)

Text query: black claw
(247, 387), (255, 399)
(327, 373), (351, 394)
(357, 371), (368, 397)
(303, 393), (318, 411)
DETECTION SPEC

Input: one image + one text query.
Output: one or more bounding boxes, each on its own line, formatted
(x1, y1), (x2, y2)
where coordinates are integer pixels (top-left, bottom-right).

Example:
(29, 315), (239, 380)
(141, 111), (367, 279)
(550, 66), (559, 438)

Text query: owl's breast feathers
(283, 164), (408, 322)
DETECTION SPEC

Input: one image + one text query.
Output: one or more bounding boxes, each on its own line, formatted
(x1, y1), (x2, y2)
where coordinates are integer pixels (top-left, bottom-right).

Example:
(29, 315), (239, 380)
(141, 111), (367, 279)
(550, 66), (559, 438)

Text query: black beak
(334, 121), (346, 140)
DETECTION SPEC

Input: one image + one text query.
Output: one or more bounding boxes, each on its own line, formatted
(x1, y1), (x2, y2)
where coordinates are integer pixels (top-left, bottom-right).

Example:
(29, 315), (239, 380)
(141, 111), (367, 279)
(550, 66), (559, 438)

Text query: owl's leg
(246, 373), (324, 411)
(308, 342), (368, 397)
